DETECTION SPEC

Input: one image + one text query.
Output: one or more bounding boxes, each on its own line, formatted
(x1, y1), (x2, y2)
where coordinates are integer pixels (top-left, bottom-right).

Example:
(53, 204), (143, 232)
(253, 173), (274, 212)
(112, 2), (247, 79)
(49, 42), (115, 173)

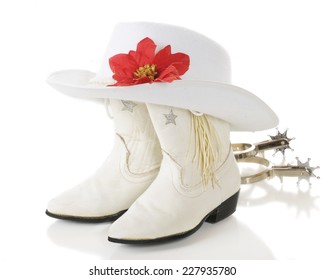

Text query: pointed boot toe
(107, 151), (240, 244)
(46, 183), (126, 222)
(46, 100), (162, 222)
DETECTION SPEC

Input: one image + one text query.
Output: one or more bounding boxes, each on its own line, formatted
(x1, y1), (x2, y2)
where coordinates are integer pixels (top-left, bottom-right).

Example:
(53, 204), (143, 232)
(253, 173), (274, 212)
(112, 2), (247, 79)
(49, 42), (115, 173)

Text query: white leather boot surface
(46, 100), (162, 221)
(108, 104), (240, 242)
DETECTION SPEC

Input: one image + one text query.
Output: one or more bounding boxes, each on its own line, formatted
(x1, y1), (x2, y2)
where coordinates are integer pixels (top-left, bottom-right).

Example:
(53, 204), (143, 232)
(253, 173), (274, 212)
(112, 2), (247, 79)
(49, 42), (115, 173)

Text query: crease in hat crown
(47, 21), (279, 132)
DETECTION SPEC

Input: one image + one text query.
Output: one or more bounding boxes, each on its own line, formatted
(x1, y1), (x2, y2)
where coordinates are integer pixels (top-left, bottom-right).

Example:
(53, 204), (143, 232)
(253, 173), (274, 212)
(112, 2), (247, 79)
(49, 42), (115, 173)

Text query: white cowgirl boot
(108, 104), (241, 243)
(46, 99), (162, 222)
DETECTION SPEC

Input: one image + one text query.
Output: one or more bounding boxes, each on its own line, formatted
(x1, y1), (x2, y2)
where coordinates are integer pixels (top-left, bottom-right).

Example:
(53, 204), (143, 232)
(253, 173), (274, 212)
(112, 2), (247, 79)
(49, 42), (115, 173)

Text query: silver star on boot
(163, 109), (178, 125)
(121, 100), (137, 112)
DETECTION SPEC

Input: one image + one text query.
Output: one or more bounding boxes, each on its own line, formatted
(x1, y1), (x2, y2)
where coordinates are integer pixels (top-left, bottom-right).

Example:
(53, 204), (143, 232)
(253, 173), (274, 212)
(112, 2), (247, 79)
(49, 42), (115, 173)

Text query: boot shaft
(146, 103), (232, 188)
(109, 99), (162, 174)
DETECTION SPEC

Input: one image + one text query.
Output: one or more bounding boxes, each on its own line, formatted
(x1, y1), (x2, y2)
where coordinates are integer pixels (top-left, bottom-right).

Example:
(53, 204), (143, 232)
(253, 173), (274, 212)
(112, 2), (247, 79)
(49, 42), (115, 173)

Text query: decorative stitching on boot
(117, 134), (160, 182)
(167, 145), (234, 197)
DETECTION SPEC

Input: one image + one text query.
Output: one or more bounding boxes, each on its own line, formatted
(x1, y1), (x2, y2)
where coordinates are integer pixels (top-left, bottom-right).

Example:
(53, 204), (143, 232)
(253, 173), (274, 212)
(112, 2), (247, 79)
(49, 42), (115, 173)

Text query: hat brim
(47, 69), (278, 131)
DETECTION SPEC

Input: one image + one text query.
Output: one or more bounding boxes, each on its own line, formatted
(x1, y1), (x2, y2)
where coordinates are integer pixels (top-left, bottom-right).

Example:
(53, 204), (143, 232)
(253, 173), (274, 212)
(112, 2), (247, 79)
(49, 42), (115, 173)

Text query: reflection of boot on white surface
(108, 104), (241, 243)
(46, 99), (162, 222)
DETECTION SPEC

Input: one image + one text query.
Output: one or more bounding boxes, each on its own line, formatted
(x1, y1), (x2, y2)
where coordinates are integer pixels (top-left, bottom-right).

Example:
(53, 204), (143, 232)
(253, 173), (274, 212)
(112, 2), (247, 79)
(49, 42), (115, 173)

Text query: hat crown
(98, 22), (231, 83)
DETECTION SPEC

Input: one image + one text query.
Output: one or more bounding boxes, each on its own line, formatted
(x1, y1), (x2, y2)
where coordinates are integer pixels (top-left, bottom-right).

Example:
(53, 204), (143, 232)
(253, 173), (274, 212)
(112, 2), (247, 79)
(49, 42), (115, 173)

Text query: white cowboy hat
(47, 22), (278, 131)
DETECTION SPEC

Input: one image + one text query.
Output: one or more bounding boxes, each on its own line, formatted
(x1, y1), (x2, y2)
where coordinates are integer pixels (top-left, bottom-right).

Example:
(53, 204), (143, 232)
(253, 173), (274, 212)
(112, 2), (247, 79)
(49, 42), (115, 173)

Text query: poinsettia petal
(130, 37), (157, 66)
(153, 45), (172, 71)
(109, 77), (135, 86)
(154, 46), (190, 76)
(155, 65), (181, 82)
(134, 76), (153, 85)
(109, 53), (138, 82)
(112, 72), (130, 83)
(169, 53), (190, 75)
(109, 54), (135, 73)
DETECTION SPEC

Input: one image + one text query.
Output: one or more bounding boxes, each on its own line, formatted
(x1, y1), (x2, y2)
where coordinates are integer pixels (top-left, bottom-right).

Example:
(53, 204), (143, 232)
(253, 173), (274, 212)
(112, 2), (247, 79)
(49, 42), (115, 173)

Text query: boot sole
(108, 190), (240, 244)
(45, 209), (127, 223)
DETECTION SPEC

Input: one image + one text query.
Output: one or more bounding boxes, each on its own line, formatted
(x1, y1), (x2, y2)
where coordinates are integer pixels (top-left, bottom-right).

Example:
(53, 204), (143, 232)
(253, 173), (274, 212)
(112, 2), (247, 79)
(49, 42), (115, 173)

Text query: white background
(1, 0), (324, 278)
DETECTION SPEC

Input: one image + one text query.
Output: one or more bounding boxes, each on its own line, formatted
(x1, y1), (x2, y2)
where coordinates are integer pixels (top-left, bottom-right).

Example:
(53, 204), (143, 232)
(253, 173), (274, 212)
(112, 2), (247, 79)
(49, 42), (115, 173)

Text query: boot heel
(205, 190), (240, 224)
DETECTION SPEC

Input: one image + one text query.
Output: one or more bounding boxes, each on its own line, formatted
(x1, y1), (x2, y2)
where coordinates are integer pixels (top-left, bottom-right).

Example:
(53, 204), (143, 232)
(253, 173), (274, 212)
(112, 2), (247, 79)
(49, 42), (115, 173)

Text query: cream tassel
(190, 113), (222, 187)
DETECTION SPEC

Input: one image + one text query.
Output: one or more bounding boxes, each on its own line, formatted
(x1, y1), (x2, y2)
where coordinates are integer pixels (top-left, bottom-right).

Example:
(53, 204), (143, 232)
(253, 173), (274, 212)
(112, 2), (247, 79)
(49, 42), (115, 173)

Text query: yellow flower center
(134, 64), (157, 80)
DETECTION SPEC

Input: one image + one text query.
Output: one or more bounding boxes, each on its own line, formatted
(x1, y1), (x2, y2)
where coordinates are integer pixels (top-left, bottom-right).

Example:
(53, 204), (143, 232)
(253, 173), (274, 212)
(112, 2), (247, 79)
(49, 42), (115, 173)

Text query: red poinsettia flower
(108, 37), (190, 86)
